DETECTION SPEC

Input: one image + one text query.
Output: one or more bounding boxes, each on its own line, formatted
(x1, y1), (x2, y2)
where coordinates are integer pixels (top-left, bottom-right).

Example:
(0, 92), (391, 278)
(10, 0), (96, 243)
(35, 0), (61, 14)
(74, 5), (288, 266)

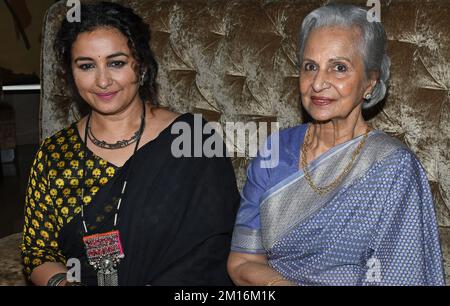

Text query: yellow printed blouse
(21, 124), (118, 278)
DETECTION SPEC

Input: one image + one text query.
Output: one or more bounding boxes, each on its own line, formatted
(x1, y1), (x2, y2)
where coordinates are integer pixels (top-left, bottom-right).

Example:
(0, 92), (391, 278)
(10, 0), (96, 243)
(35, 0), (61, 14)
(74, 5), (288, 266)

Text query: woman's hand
(266, 278), (297, 286)
(30, 262), (68, 286)
(227, 251), (296, 286)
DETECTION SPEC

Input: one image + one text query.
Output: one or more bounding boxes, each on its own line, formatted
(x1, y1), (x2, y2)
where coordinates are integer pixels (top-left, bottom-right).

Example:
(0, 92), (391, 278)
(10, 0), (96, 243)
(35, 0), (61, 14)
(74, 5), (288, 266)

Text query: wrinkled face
(299, 26), (375, 122)
(71, 27), (141, 115)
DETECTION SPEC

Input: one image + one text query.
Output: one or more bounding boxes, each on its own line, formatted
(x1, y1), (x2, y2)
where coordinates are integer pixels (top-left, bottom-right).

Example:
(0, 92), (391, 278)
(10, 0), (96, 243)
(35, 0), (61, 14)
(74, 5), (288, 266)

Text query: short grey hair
(298, 3), (391, 108)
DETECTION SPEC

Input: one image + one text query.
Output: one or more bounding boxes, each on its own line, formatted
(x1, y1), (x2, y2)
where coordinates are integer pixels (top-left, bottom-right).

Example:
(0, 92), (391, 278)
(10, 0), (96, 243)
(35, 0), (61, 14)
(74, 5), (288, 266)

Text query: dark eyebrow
(106, 52), (130, 59)
(74, 56), (93, 63)
(74, 52), (129, 63)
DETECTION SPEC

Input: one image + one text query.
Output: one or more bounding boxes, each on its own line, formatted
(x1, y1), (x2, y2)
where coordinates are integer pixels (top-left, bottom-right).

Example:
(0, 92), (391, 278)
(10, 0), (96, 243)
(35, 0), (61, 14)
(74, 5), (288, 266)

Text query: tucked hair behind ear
(298, 3), (390, 108)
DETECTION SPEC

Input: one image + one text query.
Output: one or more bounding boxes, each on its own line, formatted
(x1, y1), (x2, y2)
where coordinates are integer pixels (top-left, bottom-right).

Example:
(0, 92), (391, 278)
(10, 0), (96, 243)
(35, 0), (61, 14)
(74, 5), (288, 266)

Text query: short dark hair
(55, 1), (159, 111)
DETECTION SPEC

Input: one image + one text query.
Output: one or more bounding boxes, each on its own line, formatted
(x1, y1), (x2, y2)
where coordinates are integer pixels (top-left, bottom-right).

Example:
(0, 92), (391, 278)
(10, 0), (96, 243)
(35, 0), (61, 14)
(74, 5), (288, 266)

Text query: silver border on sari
(260, 131), (407, 251)
(231, 226), (265, 253)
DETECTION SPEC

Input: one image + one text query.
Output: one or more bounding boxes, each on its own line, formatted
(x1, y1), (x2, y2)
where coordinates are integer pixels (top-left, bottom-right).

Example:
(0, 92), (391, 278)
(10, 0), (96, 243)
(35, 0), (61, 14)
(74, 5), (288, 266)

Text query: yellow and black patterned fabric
(20, 124), (118, 278)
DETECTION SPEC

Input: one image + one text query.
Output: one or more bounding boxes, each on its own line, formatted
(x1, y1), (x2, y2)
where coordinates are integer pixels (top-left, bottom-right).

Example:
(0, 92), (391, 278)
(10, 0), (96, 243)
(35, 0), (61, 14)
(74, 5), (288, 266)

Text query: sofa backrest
(40, 0), (450, 283)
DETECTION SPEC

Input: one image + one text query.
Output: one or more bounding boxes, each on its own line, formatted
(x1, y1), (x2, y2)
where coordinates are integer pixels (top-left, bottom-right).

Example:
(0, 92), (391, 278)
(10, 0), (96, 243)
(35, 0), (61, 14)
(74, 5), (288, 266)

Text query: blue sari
(231, 124), (445, 286)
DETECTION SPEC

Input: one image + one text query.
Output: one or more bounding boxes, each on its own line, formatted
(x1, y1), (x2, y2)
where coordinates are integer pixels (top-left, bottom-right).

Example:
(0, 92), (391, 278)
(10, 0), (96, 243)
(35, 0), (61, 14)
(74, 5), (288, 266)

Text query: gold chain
(300, 124), (371, 195)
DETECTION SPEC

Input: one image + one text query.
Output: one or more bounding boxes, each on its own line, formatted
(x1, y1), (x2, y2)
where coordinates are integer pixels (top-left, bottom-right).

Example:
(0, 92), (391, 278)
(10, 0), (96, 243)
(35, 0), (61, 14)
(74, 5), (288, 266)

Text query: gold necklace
(300, 124), (371, 195)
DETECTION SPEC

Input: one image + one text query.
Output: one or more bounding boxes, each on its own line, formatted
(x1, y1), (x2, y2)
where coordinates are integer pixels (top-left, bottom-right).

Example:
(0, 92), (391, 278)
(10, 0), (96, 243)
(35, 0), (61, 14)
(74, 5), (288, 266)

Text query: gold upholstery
(27, 0), (450, 285)
(0, 233), (26, 285)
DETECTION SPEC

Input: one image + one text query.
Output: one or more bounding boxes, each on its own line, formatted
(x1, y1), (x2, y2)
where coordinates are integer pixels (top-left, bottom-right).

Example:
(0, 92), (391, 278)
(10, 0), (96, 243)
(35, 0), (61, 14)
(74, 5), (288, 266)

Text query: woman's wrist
(266, 276), (297, 286)
(65, 280), (83, 286)
(47, 272), (67, 286)
(47, 273), (83, 286)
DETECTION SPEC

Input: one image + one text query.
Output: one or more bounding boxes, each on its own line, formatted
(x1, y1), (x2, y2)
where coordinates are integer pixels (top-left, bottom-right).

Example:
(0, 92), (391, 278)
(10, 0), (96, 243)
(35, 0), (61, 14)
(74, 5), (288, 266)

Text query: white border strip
(2, 84), (41, 91)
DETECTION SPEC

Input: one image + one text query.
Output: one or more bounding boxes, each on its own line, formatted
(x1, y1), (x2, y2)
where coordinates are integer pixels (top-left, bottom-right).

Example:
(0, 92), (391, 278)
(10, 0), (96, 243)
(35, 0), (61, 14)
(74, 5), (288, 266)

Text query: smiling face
(71, 27), (141, 115)
(299, 26), (376, 123)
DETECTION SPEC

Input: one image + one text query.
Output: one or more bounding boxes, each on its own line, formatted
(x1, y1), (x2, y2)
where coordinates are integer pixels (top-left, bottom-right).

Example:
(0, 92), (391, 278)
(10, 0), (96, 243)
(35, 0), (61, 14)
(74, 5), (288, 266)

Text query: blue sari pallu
(231, 124), (445, 286)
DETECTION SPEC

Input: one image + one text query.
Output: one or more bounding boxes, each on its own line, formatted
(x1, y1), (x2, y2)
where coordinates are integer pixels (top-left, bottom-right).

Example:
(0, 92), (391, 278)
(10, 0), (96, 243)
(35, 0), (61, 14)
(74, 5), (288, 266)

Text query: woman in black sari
(21, 1), (239, 286)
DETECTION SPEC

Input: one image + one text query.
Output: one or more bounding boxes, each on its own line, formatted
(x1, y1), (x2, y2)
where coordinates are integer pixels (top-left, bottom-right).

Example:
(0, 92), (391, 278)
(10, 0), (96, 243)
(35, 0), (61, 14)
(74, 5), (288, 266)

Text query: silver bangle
(47, 273), (67, 286)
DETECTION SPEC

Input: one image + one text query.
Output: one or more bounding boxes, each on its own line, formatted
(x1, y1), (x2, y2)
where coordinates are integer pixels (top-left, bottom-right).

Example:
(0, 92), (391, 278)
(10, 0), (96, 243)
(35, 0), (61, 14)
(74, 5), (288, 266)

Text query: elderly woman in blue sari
(228, 3), (445, 286)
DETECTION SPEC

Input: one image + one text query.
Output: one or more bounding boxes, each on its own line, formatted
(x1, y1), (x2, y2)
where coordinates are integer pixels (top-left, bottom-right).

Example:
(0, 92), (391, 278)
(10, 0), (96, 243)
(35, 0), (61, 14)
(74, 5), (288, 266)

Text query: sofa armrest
(0, 233), (27, 286)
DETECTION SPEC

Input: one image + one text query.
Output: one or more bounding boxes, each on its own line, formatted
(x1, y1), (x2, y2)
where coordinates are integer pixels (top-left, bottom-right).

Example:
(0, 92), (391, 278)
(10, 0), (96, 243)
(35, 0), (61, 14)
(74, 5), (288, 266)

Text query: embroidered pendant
(83, 230), (125, 286)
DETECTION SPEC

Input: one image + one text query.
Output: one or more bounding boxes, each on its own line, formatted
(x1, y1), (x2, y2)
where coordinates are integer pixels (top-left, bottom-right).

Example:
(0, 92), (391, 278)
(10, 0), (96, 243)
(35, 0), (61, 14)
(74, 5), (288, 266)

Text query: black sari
(59, 113), (240, 286)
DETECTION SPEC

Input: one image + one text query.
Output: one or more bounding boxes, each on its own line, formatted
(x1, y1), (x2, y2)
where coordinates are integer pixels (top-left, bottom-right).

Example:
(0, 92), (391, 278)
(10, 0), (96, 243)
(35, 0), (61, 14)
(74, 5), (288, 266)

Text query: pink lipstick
(311, 96), (335, 106)
(96, 91), (118, 101)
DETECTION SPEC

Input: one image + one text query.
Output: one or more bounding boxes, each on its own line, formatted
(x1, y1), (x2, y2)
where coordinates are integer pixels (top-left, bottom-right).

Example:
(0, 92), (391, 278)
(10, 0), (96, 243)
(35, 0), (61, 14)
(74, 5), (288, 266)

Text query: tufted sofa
(1, 0), (449, 285)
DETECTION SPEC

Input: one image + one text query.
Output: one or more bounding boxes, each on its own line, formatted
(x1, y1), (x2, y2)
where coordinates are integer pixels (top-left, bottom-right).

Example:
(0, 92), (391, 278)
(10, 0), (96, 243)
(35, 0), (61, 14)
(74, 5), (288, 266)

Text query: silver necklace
(87, 110), (145, 150)
(80, 103), (146, 286)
